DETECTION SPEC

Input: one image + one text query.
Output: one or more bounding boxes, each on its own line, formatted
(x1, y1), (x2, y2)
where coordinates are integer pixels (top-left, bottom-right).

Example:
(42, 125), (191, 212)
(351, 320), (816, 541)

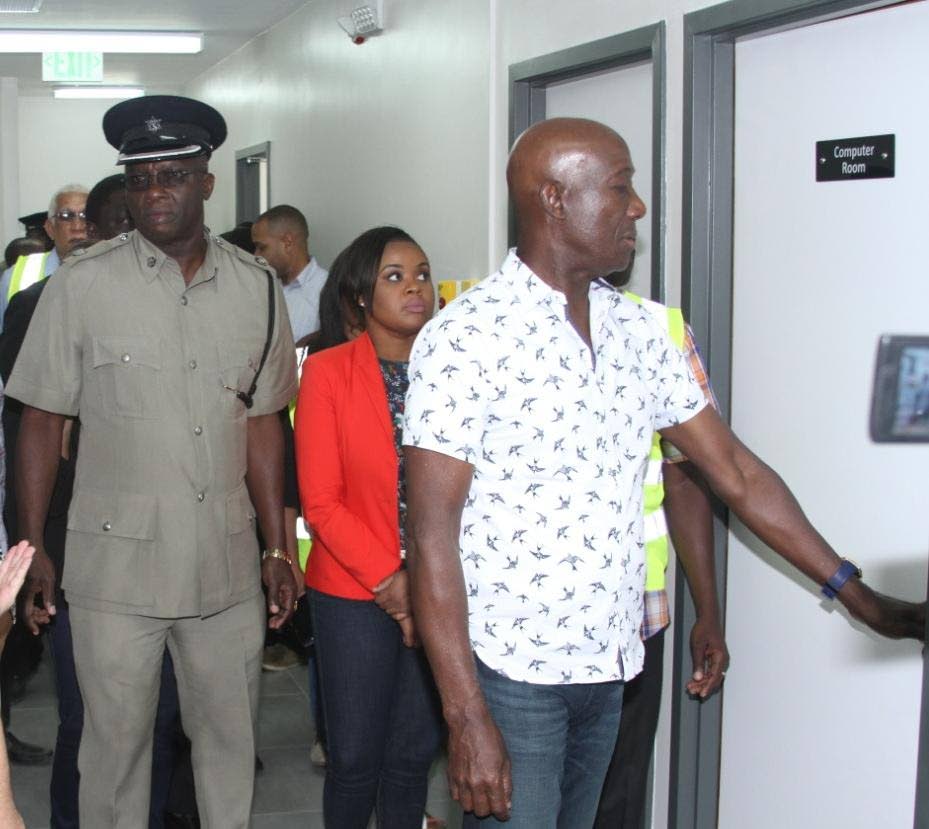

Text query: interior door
(720, 4), (929, 826)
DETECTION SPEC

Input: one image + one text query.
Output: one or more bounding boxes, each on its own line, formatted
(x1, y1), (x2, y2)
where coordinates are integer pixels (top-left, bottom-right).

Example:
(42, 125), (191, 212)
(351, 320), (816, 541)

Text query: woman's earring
(359, 300), (365, 307)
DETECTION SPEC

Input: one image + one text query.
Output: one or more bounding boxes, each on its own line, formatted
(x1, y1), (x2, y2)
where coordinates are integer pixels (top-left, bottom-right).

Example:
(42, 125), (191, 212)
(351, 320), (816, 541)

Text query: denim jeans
(307, 645), (327, 746)
(463, 656), (624, 829)
(310, 589), (442, 829)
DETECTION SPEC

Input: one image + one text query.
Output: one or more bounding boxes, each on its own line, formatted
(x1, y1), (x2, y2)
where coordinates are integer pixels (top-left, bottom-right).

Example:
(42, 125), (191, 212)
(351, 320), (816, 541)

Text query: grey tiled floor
(10, 646), (462, 828)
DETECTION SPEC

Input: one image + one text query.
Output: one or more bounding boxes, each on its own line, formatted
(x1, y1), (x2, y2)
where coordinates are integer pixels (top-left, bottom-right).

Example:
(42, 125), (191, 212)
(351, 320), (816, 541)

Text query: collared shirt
(6, 230), (297, 618)
(642, 324), (718, 641)
(282, 257), (328, 343)
(0, 248), (60, 331)
(403, 250), (706, 685)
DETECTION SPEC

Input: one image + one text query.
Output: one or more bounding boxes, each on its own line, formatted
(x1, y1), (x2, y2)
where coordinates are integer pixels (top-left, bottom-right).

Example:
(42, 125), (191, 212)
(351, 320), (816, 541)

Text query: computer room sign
(816, 134), (894, 181)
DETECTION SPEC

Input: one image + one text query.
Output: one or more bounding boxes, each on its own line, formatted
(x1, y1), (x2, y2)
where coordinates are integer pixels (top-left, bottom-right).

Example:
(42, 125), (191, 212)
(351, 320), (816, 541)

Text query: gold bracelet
(262, 548), (294, 567)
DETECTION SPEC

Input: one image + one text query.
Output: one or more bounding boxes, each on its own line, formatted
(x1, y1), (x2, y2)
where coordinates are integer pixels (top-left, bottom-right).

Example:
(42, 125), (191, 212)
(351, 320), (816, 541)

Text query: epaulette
(213, 234), (276, 278)
(57, 232), (132, 274)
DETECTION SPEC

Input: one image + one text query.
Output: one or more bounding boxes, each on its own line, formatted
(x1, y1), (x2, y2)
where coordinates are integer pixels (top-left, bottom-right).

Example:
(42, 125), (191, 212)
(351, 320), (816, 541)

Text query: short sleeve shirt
(403, 250), (706, 684)
(5, 230), (297, 617)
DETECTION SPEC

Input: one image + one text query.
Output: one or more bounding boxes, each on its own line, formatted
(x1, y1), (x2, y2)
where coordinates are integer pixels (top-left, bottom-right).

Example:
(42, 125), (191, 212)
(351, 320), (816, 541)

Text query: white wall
(0, 78), (20, 244)
(16, 98), (124, 227)
(185, 0), (491, 283)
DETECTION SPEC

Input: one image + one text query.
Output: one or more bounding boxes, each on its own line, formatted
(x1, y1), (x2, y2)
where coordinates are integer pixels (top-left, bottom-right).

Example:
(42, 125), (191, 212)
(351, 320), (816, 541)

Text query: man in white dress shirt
(251, 205), (328, 344)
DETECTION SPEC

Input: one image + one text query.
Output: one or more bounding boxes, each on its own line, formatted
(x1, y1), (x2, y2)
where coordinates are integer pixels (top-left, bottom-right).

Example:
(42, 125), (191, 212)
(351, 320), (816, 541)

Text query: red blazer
(294, 333), (402, 600)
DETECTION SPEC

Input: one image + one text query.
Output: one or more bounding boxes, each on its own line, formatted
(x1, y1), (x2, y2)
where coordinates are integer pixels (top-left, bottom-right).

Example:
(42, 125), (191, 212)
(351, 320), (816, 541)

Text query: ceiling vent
(0, 0), (43, 12)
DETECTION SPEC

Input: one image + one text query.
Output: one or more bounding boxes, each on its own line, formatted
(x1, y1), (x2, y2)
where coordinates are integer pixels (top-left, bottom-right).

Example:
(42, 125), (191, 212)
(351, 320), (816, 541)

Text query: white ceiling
(0, 0), (310, 96)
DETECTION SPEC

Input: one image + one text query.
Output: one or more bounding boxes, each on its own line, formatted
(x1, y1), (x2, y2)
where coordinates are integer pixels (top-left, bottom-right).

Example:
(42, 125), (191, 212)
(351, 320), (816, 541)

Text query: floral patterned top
(379, 358), (409, 552)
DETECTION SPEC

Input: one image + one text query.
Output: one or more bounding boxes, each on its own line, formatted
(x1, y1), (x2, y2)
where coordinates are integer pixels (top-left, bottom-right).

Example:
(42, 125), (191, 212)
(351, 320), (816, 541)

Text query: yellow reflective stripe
(643, 508), (667, 544)
(8, 252), (48, 299)
(643, 458), (663, 487)
(667, 307), (685, 349)
(645, 533), (670, 590)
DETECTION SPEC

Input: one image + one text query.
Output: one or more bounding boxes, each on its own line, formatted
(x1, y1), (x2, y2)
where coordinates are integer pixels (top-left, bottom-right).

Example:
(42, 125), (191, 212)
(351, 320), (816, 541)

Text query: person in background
(4, 239), (45, 271)
(0, 182), (89, 769)
(294, 226), (442, 828)
(252, 205), (329, 345)
(17, 211), (54, 250)
(218, 222), (255, 255)
(0, 185), (89, 330)
(84, 174), (133, 243)
(595, 266), (727, 828)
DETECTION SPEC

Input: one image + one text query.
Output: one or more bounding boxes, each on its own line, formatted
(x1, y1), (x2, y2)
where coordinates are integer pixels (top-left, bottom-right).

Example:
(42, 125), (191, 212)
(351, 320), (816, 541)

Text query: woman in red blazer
(294, 226), (442, 829)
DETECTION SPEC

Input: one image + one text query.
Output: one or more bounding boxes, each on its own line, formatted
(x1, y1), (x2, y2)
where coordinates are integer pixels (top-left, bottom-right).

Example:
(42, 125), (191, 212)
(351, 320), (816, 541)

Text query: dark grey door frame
(509, 23), (666, 301)
(679, 2), (917, 828)
(235, 141), (271, 225)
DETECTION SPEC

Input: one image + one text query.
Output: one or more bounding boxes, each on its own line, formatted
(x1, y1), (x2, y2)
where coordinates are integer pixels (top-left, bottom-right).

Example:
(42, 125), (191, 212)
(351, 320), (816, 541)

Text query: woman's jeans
(310, 589), (442, 829)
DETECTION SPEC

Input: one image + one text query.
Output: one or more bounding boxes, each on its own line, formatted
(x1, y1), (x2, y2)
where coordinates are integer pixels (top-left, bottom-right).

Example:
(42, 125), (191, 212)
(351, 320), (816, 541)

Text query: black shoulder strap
(237, 271), (276, 410)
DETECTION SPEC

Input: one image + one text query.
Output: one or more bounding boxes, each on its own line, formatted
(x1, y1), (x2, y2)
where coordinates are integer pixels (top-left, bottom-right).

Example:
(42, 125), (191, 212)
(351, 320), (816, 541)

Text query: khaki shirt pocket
(65, 489), (157, 608)
(91, 336), (163, 420)
(216, 339), (263, 419)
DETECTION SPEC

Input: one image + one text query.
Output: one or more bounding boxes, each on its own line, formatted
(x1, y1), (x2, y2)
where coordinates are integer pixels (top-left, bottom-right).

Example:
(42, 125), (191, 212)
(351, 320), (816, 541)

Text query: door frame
(509, 24), (666, 300)
(234, 141), (271, 225)
(679, 2), (925, 828)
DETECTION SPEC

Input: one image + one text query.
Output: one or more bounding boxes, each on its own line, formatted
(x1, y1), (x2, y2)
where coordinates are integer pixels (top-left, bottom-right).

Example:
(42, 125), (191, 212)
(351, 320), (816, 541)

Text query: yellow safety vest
(624, 292), (686, 592)
(289, 347), (313, 571)
(8, 252), (51, 299)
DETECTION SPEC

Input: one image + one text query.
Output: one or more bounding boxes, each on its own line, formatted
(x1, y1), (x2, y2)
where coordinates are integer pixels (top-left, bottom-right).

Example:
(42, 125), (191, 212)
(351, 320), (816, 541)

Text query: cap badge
(145, 116), (163, 133)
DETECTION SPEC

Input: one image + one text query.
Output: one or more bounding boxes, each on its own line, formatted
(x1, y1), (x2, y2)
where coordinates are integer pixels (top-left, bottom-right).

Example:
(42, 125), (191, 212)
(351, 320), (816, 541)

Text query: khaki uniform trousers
(70, 593), (264, 828)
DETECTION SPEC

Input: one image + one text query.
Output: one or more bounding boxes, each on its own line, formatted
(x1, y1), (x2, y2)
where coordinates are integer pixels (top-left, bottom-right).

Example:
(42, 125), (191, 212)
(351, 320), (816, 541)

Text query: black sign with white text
(816, 134), (894, 181)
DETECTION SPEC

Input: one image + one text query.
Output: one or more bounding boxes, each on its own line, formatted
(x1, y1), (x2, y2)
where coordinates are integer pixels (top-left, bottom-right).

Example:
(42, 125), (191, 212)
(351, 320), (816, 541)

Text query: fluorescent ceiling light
(54, 86), (144, 100)
(0, 30), (202, 53)
(0, 0), (43, 12)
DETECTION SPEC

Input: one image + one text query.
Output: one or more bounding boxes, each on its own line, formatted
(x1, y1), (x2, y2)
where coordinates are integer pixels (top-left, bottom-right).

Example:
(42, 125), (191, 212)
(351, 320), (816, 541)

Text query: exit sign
(42, 52), (103, 83)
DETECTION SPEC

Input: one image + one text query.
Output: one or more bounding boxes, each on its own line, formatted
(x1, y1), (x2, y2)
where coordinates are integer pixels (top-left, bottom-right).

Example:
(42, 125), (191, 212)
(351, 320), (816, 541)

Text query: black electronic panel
(816, 134), (894, 182)
(870, 335), (929, 443)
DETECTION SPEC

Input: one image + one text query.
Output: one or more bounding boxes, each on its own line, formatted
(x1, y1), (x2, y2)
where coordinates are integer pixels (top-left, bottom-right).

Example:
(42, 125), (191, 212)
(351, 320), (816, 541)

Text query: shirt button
(196, 491), (205, 502)
(121, 353), (130, 363)
(102, 521), (112, 532)
(193, 425), (202, 436)
(180, 296), (188, 306)
(188, 359), (197, 370)
(147, 256), (157, 267)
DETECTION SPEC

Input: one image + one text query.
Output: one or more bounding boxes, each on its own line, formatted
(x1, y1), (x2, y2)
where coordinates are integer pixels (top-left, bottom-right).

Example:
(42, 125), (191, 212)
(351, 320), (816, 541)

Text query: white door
(721, 4), (929, 826)
(545, 61), (653, 298)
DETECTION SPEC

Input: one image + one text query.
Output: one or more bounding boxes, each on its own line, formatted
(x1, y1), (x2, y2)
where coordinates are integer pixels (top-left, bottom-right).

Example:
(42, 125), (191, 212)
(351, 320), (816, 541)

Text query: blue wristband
(821, 559), (862, 600)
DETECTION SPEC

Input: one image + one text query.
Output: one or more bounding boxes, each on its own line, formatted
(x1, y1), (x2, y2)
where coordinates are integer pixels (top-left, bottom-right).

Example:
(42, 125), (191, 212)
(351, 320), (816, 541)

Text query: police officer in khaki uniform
(7, 95), (298, 828)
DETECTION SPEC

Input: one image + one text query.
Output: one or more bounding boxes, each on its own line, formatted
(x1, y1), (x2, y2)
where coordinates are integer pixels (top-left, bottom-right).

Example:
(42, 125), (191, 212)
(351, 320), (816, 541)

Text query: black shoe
(5, 731), (52, 765)
(163, 813), (201, 829)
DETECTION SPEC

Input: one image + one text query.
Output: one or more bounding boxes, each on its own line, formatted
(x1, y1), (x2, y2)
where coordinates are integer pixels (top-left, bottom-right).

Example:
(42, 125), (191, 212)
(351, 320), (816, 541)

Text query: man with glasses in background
(0, 183), (88, 770)
(0, 185), (89, 331)
(7, 95), (297, 828)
